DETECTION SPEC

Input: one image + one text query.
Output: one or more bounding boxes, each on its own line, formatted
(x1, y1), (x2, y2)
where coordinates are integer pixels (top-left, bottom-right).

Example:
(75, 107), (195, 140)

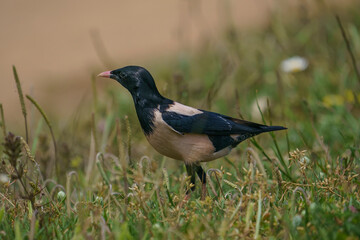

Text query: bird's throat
(133, 95), (173, 136)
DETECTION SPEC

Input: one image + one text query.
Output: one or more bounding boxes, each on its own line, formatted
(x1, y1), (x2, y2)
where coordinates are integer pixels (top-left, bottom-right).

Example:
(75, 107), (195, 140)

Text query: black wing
(162, 110), (286, 136)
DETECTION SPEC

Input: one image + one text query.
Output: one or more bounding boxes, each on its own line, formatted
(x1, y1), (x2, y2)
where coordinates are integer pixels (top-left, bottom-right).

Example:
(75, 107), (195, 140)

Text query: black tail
(233, 124), (287, 145)
(229, 117), (287, 134)
(259, 125), (287, 133)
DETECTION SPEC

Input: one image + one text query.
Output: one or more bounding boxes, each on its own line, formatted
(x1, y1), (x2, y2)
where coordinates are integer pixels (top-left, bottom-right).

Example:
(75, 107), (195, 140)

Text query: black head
(98, 66), (163, 105)
(98, 66), (172, 135)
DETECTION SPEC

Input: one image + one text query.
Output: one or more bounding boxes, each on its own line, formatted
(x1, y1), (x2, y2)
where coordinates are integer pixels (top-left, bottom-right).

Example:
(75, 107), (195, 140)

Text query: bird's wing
(162, 108), (281, 136)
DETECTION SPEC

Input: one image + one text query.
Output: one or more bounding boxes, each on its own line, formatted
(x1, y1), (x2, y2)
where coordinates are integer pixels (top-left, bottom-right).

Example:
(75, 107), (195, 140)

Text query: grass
(1, 4), (360, 240)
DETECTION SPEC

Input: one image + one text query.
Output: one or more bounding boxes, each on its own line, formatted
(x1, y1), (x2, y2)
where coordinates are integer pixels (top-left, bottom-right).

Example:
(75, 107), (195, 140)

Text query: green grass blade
(251, 138), (294, 182)
(255, 94), (291, 179)
(254, 190), (262, 240)
(91, 113), (98, 152)
(0, 103), (6, 137)
(336, 15), (360, 85)
(125, 116), (133, 167)
(31, 119), (43, 154)
(91, 74), (98, 113)
(96, 153), (111, 185)
(26, 95), (58, 179)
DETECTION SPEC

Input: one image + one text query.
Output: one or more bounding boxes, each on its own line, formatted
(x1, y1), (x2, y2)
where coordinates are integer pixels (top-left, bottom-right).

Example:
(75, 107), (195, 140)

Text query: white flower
(280, 56), (308, 73)
(292, 215), (302, 227)
(95, 196), (103, 205)
(300, 156), (310, 164)
(0, 174), (9, 184)
(57, 191), (66, 202)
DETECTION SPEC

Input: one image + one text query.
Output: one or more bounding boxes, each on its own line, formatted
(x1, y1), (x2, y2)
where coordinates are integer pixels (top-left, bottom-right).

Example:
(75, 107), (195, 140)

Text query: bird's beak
(97, 71), (112, 78)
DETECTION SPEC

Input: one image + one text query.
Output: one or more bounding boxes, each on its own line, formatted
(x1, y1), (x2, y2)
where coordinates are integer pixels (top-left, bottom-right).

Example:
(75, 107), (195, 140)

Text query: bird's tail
(259, 125), (287, 133)
(232, 124), (286, 146)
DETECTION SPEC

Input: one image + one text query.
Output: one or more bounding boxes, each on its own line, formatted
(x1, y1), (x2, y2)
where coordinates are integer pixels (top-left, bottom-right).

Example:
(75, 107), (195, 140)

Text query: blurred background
(0, 0), (354, 124)
(1, 2), (360, 238)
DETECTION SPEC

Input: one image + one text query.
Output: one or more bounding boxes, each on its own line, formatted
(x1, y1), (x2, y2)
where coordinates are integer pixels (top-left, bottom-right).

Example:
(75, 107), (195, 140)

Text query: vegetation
(0, 4), (360, 240)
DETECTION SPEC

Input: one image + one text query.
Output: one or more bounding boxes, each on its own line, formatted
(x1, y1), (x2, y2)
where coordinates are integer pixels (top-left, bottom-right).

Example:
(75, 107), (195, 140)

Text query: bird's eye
(119, 72), (126, 79)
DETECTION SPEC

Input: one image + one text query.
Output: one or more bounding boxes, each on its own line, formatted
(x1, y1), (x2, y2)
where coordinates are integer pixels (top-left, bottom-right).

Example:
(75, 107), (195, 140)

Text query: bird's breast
(144, 110), (231, 164)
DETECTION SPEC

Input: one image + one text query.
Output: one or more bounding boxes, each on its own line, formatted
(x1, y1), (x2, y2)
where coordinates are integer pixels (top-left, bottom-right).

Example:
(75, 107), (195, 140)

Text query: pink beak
(97, 71), (112, 78)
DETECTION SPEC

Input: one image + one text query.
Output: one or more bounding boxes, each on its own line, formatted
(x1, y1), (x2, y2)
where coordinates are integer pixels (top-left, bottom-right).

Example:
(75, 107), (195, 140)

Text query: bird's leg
(195, 165), (207, 200)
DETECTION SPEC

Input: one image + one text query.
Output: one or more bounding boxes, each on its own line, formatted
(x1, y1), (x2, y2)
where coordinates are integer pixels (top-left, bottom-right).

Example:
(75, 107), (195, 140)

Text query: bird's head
(98, 66), (162, 102)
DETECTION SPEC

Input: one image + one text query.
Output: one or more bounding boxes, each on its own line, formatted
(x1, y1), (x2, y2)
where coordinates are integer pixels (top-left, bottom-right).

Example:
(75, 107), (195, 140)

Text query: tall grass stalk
(0, 103), (6, 137)
(254, 190), (262, 240)
(91, 74), (98, 113)
(208, 169), (225, 199)
(162, 168), (175, 207)
(244, 202), (255, 232)
(256, 95), (287, 170)
(124, 116), (132, 167)
(116, 119), (129, 219)
(253, 94), (293, 181)
(100, 110), (114, 152)
(66, 171), (78, 217)
(91, 113), (98, 152)
(96, 153), (111, 185)
(13, 66), (28, 143)
(14, 220), (22, 240)
(85, 130), (96, 183)
(26, 95), (58, 178)
(247, 147), (267, 178)
(31, 120), (43, 154)
(336, 15), (360, 85)
(22, 146), (61, 214)
(251, 138), (293, 181)
(29, 210), (37, 240)
(96, 153), (124, 214)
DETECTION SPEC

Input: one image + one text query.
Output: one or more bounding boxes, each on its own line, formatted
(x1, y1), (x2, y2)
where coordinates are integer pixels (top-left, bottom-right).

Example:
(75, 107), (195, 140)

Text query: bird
(98, 66), (286, 201)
